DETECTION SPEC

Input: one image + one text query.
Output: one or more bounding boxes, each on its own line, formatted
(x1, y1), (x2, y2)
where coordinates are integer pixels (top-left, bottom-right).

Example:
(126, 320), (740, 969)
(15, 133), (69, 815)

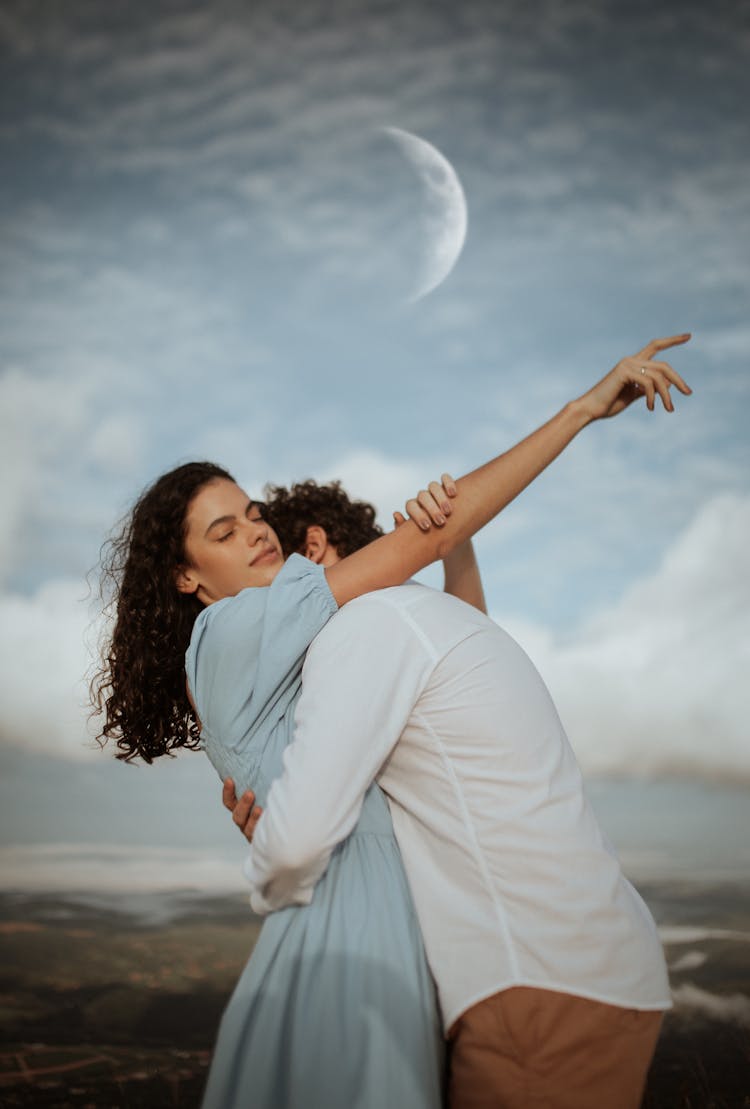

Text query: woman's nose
(245, 519), (267, 544)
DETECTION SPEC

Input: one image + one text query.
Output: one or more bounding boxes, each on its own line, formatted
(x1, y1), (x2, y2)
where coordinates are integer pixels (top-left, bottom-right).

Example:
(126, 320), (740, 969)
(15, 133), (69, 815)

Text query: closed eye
(217, 529), (236, 542)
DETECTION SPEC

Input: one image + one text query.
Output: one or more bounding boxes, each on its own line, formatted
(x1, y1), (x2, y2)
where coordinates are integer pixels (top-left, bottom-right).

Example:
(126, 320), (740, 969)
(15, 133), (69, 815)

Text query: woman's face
(176, 478), (285, 605)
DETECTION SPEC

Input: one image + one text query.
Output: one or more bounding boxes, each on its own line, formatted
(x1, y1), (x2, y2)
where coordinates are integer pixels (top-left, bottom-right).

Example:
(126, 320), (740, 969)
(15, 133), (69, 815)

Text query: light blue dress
(186, 555), (444, 1109)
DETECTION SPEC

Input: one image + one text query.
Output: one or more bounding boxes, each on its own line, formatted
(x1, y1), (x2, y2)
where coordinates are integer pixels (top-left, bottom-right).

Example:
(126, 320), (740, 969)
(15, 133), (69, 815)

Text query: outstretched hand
(579, 334), (692, 421)
(223, 778), (263, 845)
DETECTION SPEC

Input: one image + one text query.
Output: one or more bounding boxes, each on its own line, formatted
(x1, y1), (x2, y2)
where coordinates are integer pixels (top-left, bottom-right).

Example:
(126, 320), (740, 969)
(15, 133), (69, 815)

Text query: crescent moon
(383, 126), (468, 302)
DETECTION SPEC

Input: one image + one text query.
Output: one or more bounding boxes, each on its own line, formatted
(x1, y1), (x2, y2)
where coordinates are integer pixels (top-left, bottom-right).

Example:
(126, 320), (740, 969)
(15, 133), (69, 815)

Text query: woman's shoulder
(185, 555), (338, 746)
(189, 555), (335, 652)
(265, 553), (338, 619)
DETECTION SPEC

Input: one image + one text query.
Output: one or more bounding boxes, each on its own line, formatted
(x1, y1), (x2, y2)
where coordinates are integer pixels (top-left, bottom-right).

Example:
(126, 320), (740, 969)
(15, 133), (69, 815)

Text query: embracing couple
(93, 335), (691, 1108)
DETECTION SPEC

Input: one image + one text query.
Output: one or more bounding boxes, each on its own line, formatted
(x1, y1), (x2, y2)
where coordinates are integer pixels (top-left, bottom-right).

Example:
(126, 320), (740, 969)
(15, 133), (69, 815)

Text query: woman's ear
(175, 565), (199, 594)
(304, 525), (329, 564)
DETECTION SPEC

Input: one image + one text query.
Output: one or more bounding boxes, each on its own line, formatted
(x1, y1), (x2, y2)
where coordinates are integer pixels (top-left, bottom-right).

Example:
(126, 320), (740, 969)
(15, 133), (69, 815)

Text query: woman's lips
(250, 546), (281, 566)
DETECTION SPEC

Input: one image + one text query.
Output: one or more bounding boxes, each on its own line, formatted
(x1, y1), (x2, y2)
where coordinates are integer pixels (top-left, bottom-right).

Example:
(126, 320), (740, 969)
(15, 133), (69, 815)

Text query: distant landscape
(0, 881), (748, 1108)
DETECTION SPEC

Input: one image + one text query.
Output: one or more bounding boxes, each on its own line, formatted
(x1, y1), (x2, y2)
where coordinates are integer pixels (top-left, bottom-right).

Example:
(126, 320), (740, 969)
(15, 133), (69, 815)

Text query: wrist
(564, 395), (597, 430)
(442, 538), (475, 565)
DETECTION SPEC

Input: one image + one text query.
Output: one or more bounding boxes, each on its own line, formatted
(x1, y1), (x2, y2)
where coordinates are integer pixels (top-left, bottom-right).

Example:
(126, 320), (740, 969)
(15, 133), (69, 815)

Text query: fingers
(404, 474), (457, 530)
(238, 803), (263, 844)
(404, 497), (431, 530)
(420, 485), (447, 525)
(232, 789), (257, 830)
(405, 489), (447, 530)
(637, 372), (658, 411)
(635, 333), (691, 360)
(650, 372), (672, 412)
(628, 362), (679, 412)
(644, 359), (692, 396)
(633, 362), (669, 412)
(222, 778), (238, 812)
(441, 473), (457, 498)
(392, 510), (406, 528)
(430, 479), (454, 516)
(223, 779), (262, 843)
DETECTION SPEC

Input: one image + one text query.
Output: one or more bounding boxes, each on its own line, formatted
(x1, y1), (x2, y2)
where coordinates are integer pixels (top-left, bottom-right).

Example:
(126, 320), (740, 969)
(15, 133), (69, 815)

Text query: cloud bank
(0, 579), (93, 759)
(0, 843), (247, 895)
(496, 491), (750, 781)
(671, 983), (750, 1028)
(0, 492), (746, 784)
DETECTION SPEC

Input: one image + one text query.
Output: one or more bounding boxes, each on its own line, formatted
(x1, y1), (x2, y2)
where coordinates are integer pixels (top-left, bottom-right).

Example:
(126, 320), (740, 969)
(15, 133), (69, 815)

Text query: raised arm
(326, 335), (691, 607)
(441, 540), (487, 613)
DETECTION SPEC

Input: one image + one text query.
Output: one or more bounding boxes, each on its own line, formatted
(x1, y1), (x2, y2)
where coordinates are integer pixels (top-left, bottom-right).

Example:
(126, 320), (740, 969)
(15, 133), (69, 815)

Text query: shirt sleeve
(244, 592), (435, 914)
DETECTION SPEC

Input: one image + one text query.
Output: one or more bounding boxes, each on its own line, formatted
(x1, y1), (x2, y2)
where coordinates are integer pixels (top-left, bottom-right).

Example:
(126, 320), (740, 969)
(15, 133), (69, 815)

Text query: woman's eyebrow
(205, 501), (258, 536)
(204, 514), (237, 537)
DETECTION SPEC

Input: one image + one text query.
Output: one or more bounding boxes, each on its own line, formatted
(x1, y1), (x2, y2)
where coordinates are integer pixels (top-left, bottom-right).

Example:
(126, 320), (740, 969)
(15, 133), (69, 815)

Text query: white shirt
(244, 583), (671, 1031)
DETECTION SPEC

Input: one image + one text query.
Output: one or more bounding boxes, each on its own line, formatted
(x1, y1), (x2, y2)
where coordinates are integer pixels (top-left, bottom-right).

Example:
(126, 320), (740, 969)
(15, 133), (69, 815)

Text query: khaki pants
(447, 987), (663, 1109)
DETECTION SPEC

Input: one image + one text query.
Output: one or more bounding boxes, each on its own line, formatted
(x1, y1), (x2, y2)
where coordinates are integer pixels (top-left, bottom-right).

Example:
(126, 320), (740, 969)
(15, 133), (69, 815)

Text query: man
(224, 479), (670, 1109)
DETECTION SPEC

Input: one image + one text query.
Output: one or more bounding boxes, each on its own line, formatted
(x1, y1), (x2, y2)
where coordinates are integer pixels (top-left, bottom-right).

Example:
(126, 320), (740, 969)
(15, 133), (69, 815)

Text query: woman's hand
(223, 778), (263, 845)
(393, 473), (458, 531)
(577, 333), (692, 422)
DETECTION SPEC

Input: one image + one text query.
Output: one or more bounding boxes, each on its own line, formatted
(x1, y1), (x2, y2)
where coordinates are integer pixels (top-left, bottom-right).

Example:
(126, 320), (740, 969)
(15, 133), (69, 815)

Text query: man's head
(262, 480), (383, 566)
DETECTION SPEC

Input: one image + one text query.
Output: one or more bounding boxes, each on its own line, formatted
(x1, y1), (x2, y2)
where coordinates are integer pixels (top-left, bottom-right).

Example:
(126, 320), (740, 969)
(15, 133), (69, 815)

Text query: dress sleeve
(185, 554), (338, 751)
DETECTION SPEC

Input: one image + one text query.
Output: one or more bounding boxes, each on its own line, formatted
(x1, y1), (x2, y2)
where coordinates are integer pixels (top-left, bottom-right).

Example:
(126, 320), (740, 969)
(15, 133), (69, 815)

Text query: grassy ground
(0, 887), (748, 1107)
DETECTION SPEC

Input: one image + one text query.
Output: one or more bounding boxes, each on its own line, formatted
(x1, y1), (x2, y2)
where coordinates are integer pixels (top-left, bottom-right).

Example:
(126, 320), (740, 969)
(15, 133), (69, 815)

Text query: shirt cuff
(243, 853), (315, 915)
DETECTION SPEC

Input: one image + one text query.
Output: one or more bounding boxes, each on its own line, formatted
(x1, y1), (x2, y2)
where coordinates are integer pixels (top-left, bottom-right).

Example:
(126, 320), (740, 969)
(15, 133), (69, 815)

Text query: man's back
(300, 583), (670, 1031)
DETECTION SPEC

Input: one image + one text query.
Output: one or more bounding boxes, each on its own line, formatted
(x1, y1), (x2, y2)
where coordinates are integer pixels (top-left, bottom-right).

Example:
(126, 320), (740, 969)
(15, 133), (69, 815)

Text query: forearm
(328, 398), (589, 606)
(436, 400), (588, 559)
(246, 604), (430, 912)
(243, 729), (371, 913)
(328, 332), (691, 608)
(244, 819), (331, 914)
(442, 539), (487, 613)
(243, 760), (360, 914)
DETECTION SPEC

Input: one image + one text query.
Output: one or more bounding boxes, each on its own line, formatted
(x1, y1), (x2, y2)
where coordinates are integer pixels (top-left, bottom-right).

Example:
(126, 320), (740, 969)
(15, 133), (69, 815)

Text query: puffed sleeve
(185, 554), (338, 753)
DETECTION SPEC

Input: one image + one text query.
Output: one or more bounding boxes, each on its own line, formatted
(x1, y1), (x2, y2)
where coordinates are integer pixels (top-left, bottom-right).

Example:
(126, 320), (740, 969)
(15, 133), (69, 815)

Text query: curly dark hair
(90, 461), (234, 763)
(263, 479), (383, 558)
(91, 468), (382, 764)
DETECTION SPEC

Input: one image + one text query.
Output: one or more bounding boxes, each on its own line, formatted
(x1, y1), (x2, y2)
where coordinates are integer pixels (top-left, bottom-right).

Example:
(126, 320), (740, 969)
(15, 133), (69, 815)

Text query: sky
(0, 0), (748, 887)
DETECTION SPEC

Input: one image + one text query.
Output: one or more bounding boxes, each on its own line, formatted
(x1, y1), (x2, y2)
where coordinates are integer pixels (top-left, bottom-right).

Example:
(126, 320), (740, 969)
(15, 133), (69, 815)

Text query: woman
(92, 336), (690, 1107)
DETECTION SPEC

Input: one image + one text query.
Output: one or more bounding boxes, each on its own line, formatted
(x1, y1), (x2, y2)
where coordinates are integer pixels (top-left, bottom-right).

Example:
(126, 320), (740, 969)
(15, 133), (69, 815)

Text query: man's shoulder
(345, 581), (439, 614)
(304, 583), (446, 677)
(311, 582), (439, 641)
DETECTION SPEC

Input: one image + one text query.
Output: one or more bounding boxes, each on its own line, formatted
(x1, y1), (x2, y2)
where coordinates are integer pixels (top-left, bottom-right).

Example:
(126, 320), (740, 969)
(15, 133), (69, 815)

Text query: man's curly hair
(263, 480), (383, 558)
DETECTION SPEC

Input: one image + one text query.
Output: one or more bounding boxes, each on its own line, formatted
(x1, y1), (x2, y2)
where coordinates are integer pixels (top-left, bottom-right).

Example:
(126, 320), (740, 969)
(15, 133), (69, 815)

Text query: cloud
(668, 950), (707, 972)
(496, 492), (750, 782)
(88, 414), (144, 475)
(0, 367), (93, 584)
(1, 484), (747, 787)
(0, 361), (150, 589)
(660, 926), (750, 945)
(700, 323), (750, 361)
(315, 448), (441, 524)
(671, 983), (750, 1027)
(0, 843), (246, 895)
(0, 579), (94, 760)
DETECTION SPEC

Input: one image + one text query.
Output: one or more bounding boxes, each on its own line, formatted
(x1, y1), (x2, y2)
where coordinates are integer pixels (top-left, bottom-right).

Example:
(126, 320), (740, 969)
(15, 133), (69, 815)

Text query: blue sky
(0, 0), (748, 874)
